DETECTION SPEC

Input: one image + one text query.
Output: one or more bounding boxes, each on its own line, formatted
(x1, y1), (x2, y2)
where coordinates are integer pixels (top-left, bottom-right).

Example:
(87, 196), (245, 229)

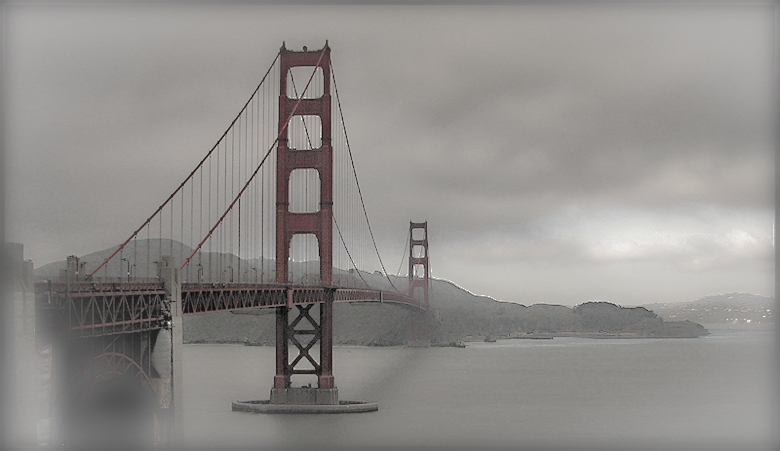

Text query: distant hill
(186, 276), (711, 345)
(34, 238), (379, 288)
(35, 240), (712, 345)
(34, 239), (284, 284)
(642, 293), (774, 325)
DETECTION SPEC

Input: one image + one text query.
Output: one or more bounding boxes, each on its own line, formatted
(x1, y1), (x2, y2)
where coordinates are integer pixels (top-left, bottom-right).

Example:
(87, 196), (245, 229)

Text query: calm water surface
(181, 326), (775, 448)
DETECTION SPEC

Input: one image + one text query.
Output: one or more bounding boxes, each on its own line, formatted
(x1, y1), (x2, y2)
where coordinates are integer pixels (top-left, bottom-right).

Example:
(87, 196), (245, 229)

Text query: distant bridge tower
(408, 221), (430, 346)
(272, 42), (338, 404)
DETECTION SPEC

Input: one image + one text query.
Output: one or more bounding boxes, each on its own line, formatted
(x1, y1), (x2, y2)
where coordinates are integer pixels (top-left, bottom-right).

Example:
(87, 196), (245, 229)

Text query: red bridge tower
(272, 42), (337, 405)
(408, 221), (430, 346)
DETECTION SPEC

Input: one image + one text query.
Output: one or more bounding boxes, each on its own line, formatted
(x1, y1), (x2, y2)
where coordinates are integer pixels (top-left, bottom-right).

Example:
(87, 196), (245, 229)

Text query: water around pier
(181, 326), (775, 448)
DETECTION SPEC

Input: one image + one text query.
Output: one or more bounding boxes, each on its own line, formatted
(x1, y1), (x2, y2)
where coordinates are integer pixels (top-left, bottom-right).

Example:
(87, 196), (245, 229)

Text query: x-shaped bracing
(288, 304), (322, 374)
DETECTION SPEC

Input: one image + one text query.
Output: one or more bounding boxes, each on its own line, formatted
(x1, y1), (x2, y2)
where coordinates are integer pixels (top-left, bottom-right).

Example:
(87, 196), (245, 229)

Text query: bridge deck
(35, 281), (423, 337)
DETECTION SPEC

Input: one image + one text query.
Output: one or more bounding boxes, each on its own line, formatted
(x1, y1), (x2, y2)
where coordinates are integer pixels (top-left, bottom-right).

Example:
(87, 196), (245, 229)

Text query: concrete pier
(234, 381), (377, 414)
(270, 386), (339, 405)
(157, 256), (183, 443)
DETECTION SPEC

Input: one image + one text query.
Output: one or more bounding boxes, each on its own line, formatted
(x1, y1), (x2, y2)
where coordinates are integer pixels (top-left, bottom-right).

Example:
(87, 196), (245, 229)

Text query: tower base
(270, 387), (338, 405)
(232, 386), (377, 414)
(231, 399), (378, 414)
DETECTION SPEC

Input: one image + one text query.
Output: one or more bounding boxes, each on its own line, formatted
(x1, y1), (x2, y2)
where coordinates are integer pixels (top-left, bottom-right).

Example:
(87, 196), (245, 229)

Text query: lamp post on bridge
(121, 258), (131, 282)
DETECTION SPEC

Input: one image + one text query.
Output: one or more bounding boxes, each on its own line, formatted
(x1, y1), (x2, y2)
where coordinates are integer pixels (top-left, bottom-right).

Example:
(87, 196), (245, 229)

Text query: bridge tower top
(408, 221), (429, 310)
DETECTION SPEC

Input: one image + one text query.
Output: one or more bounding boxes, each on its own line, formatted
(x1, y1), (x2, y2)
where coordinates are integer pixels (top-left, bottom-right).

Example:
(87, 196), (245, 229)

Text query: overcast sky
(4, 4), (775, 306)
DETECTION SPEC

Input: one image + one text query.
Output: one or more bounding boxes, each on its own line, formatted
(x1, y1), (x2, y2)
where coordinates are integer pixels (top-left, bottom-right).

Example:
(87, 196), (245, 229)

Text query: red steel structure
(274, 43), (335, 392)
(408, 221), (430, 345)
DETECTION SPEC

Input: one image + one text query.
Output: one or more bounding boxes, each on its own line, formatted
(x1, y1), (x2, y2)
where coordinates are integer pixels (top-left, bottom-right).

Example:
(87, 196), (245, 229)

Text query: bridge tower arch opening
(287, 233), (322, 284)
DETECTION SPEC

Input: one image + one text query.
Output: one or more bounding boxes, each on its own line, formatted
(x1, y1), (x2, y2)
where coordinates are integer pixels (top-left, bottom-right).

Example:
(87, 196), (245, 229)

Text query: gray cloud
(5, 5), (774, 304)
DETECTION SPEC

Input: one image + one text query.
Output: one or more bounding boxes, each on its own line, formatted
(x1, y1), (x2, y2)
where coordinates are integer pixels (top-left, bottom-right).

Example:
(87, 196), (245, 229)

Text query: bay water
(181, 326), (775, 449)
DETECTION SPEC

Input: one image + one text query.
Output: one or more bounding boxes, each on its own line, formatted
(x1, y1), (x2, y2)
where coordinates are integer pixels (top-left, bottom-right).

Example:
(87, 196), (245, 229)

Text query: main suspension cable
(396, 227), (410, 278)
(331, 61), (404, 295)
(290, 68), (369, 287)
(88, 49), (283, 279)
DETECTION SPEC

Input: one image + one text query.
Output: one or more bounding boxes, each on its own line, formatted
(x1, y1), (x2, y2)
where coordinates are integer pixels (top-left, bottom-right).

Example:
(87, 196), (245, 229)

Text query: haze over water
(181, 326), (775, 448)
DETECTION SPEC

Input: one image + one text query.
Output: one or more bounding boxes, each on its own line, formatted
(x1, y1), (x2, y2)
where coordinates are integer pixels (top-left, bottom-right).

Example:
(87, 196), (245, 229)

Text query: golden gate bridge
(11, 42), (432, 445)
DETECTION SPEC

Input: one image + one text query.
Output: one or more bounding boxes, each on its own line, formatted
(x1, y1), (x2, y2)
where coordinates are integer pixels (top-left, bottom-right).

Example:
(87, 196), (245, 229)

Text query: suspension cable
(290, 68), (368, 287)
(180, 46), (328, 270)
(396, 227), (410, 277)
(88, 50), (283, 278)
(331, 61), (404, 295)
(332, 211), (370, 288)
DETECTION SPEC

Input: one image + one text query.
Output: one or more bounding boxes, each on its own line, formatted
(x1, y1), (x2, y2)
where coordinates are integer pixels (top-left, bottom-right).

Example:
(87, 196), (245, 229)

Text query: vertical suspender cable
(179, 47), (326, 271)
(331, 61), (403, 295)
(87, 51), (280, 278)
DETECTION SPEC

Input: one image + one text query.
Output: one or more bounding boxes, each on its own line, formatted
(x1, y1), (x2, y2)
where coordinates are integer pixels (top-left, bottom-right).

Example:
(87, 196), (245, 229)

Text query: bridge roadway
(35, 281), (424, 338)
